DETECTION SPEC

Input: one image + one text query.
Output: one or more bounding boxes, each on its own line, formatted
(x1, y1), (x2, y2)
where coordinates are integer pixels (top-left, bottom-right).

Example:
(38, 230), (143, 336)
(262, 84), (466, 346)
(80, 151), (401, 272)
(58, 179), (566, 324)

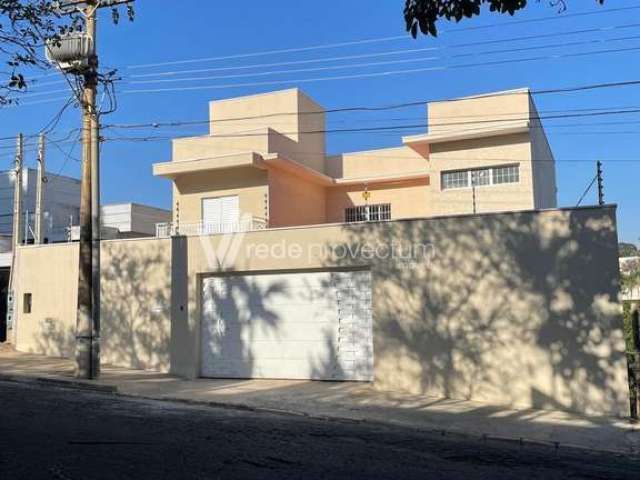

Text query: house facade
(9, 89), (630, 417)
(153, 88), (557, 235)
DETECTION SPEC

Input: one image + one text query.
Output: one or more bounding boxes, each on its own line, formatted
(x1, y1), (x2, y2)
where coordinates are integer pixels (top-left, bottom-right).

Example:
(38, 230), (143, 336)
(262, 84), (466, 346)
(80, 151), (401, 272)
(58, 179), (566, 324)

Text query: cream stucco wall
(208, 89), (326, 173)
(14, 238), (173, 372)
(428, 89), (531, 133)
(173, 167), (269, 225)
(428, 133), (535, 216)
(325, 179), (431, 224)
(267, 167), (326, 227)
(159, 88), (557, 227)
(13, 206), (627, 416)
(326, 146), (429, 180)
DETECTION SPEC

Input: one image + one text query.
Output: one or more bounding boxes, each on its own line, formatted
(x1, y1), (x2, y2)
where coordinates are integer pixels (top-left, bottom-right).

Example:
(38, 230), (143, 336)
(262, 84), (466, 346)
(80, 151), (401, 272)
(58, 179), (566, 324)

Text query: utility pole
(596, 160), (605, 206)
(75, 0), (99, 379)
(7, 134), (24, 341)
(47, 0), (134, 379)
(12, 134), (24, 249)
(35, 134), (46, 244)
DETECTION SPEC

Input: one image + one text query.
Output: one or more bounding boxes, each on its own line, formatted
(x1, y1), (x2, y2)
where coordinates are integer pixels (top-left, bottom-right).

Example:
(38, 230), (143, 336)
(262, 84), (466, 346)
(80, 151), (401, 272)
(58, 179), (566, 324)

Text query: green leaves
(404, 0), (606, 38)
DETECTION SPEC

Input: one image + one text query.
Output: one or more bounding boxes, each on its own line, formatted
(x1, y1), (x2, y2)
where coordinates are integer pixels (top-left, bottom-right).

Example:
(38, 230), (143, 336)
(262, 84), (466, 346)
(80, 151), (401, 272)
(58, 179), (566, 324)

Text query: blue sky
(1, 0), (639, 243)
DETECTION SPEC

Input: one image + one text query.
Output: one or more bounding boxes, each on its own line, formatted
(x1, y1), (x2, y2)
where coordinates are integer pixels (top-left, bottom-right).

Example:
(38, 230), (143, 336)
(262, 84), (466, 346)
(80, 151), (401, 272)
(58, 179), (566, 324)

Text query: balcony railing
(155, 217), (268, 238)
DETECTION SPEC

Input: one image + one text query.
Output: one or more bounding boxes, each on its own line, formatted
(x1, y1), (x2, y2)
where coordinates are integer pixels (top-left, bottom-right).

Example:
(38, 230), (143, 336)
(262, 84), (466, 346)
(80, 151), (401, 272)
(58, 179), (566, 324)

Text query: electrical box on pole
(45, 34), (94, 74)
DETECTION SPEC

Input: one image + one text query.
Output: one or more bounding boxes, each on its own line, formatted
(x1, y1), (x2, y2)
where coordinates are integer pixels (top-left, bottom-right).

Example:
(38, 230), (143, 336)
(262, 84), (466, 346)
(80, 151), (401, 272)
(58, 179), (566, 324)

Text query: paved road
(0, 381), (638, 479)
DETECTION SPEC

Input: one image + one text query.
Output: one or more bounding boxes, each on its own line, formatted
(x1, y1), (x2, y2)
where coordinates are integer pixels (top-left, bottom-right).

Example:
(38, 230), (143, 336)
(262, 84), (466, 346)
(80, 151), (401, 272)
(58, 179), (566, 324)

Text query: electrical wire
(576, 175), (598, 206)
(130, 23), (640, 83)
(126, 5), (640, 70)
(123, 44), (640, 94)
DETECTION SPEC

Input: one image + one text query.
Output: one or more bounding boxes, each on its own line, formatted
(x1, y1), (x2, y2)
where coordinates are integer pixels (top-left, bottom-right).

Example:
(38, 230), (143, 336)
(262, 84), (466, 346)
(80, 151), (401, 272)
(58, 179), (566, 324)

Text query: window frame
(23, 293), (32, 314)
(440, 164), (521, 191)
(345, 203), (391, 223)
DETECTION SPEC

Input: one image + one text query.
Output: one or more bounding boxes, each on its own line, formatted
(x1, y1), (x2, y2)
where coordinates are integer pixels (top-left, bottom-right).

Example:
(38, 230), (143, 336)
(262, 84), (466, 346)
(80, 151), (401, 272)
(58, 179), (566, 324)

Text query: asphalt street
(0, 380), (638, 479)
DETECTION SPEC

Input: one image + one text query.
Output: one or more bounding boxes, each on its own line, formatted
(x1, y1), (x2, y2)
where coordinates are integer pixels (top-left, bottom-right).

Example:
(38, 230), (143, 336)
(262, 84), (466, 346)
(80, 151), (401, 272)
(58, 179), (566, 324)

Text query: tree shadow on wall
(33, 317), (75, 359)
(200, 269), (287, 379)
(322, 207), (628, 416)
(100, 241), (172, 372)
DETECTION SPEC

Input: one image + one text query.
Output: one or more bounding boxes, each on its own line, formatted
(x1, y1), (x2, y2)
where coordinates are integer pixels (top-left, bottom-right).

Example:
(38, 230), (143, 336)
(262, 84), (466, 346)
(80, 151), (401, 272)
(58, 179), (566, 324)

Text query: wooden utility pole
(35, 134), (46, 244)
(75, 0), (99, 379)
(48, 0), (134, 378)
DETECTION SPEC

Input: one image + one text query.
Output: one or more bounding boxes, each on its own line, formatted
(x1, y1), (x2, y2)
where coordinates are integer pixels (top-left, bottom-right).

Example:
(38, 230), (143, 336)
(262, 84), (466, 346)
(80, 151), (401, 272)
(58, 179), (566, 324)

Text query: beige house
(153, 88), (556, 234)
(10, 89), (629, 417)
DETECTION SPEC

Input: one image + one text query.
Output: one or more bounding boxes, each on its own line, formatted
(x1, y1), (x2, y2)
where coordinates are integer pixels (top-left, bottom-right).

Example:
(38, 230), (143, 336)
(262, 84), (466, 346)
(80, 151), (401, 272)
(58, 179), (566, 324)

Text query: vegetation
(620, 242), (639, 258)
(404, 0), (606, 37)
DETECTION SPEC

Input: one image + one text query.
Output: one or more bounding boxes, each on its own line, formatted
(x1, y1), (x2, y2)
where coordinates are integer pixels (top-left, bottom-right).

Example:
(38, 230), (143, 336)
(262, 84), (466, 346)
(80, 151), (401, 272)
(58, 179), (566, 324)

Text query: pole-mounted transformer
(45, 33), (94, 74)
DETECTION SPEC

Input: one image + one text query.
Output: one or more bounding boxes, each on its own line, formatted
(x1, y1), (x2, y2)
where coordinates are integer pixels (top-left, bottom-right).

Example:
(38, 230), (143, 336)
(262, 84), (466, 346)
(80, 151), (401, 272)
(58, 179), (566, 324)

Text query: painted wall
(428, 133), (535, 216)
(208, 89), (326, 173)
(427, 89), (531, 132)
(267, 168), (326, 227)
(325, 146), (429, 180)
(173, 167), (269, 225)
(13, 206), (625, 416)
(13, 238), (173, 372)
(528, 95), (558, 210)
(325, 179), (431, 224)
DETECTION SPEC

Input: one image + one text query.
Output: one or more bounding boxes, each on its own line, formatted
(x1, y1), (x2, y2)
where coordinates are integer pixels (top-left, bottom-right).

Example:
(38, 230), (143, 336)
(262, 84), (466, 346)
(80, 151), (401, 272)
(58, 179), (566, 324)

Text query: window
(441, 170), (469, 190)
(441, 164), (520, 190)
(471, 168), (491, 186)
(23, 293), (32, 314)
(493, 165), (520, 185)
(345, 204), (391, 223)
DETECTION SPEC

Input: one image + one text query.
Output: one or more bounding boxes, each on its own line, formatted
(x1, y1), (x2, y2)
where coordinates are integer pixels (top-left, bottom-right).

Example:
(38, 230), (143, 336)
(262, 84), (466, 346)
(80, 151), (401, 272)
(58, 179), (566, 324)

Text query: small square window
(23, 293), (32, 314)
(493, 165), (520, 184)
(442, 170), (469, 190)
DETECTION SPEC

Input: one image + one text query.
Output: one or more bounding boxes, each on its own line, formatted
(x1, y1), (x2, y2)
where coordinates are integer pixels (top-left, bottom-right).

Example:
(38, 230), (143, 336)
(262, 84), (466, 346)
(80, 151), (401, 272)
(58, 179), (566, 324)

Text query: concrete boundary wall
(13, 206), (628, 416)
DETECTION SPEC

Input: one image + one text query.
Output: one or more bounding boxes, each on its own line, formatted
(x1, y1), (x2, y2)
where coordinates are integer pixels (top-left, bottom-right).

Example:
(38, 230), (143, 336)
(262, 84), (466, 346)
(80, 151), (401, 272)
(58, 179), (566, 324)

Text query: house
(9, 89), (628, 417)
(153, 88), (556, 235)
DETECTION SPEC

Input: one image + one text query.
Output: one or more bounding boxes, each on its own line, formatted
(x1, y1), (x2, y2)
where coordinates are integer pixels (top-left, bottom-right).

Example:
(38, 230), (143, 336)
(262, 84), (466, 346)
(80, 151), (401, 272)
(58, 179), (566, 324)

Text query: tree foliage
(0, 1), (79, 105)
(620, 242), (639, 258)
(404, 0), (606, 37)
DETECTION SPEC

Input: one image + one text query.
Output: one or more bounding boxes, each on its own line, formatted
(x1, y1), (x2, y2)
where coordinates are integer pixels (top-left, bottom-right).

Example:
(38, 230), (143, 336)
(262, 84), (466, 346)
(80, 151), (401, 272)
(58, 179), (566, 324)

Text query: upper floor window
(345, 204), (391, 223)
(441, 164), (520, 190)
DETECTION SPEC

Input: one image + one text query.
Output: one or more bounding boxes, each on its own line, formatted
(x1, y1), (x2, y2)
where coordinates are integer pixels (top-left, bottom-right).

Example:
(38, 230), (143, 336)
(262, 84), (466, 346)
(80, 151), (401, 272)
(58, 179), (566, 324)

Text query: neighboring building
(70, 203), (171, 240)
(621, 256), (640, 301)
(153, 88), (557, 235)
(0, 168), (81, 245)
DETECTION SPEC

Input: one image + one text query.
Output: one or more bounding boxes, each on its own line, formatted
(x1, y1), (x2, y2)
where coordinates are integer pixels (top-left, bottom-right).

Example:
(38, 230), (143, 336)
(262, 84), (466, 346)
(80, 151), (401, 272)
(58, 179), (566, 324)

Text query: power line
(126, 5), (640, 71)
(102, 79), (640, 130)
(8, 80), (640, 146)
(129, 34), (640, 86)
(129, 22), (640, 83)
(576, 175), (598, 206)
(122, 45), (640, 94)
(102, 107), (640, 139)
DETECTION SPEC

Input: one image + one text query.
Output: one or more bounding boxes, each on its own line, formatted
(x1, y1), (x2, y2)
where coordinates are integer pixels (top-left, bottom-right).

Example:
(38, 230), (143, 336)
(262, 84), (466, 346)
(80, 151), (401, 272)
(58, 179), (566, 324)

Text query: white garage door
(200, 270), (373, 381)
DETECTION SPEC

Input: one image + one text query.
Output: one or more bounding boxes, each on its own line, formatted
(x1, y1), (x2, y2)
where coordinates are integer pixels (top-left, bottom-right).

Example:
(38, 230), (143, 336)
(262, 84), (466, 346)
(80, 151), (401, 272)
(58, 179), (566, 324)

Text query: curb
(119, 392), (638, 457)
(1, 371), (637, 457)
(0, 373), (118, 393)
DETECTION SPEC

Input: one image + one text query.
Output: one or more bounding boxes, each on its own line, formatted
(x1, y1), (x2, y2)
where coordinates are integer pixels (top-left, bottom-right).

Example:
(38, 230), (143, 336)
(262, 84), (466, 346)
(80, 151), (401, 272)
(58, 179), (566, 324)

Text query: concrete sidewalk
(1, 347), (638, 455)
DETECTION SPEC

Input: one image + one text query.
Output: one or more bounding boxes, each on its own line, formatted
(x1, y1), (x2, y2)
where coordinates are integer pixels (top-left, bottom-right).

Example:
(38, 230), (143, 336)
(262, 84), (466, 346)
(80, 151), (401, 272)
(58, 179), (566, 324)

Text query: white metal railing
(155, 217), (268, 238)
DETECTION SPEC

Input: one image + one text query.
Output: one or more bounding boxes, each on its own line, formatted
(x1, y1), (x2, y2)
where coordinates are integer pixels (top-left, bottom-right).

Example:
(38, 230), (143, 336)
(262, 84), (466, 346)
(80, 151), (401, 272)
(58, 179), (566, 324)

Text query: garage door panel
(201, 270), (373, 381)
